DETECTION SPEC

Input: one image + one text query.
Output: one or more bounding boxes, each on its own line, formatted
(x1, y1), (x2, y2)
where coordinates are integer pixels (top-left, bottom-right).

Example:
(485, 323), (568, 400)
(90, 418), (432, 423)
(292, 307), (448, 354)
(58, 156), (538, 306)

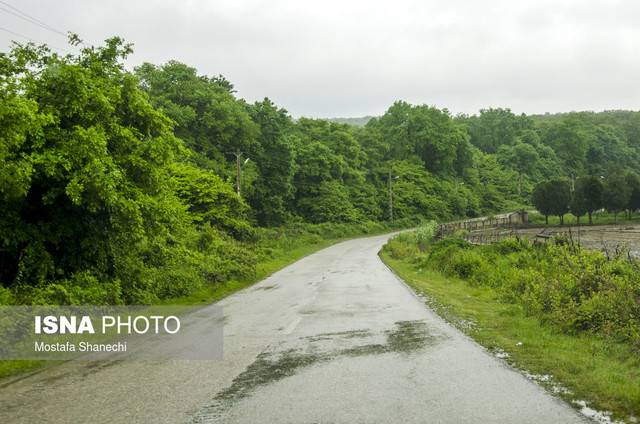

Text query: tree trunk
(559, 215), (564, 225)
(588, 211), (592, 225)
(545, 215), (548, 225)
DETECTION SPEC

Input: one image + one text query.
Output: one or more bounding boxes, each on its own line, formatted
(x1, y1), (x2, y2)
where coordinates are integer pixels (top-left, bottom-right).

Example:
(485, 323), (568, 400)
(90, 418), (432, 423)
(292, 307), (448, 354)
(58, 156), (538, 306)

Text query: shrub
(445, 250), (486, 280)
(396, 233), (640, 348)
(415, 221), (437, 251)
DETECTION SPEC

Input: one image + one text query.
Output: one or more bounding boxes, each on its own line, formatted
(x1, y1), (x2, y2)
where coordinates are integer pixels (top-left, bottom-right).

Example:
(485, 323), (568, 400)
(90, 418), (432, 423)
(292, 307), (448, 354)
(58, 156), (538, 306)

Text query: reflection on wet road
(0, 233), (590, 423)
(193, 320), (445, 422)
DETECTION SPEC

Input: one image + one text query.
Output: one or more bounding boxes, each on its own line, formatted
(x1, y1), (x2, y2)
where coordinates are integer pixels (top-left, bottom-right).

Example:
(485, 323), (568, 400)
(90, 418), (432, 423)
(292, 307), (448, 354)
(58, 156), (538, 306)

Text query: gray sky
(1, 0), (639, 118)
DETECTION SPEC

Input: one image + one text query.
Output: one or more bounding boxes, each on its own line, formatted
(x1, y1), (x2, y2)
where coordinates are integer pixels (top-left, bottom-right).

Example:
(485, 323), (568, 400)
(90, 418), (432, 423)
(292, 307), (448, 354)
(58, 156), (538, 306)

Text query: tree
(532, 179), (571, 224)
(570, 180), (588, 225)
(245, 98), (295, 225)
(625, 173), (640, 218)
(135, 61), (259, 173)
(539, 114), (591, 176)
(603, 173), (631, 223)
(465, 108), (531, 153)
(0, 39), (186, 297)
(407, 105), (468, 175)
(497, 141), (540, 195)
(296, 181), (359, 223)
(573, 176), (603, 225)
(532, 182), (552, 224)
(171, 163), (252, 239)
(548, 179), (572, 225)
(0, 38), (259, 304)
(369, 102), (471, 176)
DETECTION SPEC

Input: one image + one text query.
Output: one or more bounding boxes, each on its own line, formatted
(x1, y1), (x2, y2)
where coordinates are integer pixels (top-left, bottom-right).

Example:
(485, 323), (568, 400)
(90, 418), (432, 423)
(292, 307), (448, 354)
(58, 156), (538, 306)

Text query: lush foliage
(386, 235), (640, 350)
(533, 171), (640, 224)
(5, 36), (640, 305)
(0, 40), (261, 305)
(382, 236), (640, 421)
(459, 108), (640, 200)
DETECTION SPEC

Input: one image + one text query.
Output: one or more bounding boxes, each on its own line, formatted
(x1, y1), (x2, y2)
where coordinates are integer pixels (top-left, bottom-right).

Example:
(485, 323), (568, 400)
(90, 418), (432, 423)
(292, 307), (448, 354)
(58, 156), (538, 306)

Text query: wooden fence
(436, 211), (529, 240)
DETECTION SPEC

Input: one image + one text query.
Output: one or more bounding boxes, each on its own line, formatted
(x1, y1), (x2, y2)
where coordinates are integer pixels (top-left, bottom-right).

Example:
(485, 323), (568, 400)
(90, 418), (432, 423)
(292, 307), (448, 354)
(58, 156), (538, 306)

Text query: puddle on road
(191, 320), (444, 423)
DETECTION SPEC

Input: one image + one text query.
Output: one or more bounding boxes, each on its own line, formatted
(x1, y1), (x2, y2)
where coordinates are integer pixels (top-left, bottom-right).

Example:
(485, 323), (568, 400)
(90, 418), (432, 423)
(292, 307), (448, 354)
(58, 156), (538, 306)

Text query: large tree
(465, 108), (532, 153)
(0, 39), (256, 304)
(603, 172), (632, 223)
(497, 141), (540, 195)
(625, 173), (640, 218)
(532, 179), (571, 224)
(573, 176), (604, 225)
(135, 61), (259, 174)
(245, 98), (296, 225)
(0, 39), (186, 298)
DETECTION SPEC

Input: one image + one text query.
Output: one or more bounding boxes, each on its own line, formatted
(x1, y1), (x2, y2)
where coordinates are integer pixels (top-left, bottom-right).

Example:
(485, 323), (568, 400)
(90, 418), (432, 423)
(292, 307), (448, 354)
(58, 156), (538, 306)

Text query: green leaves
(532, 179), (571, 223)
(8, 34), (640, 307)
(0, 39), (251, 304)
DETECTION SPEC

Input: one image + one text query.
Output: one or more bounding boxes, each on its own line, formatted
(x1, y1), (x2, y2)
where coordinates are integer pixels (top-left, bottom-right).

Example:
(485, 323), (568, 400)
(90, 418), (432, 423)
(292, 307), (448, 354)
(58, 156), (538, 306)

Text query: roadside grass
(164, 237), (346, 306)
(381, 252), (640, 422)
(0, 225), (399, 380)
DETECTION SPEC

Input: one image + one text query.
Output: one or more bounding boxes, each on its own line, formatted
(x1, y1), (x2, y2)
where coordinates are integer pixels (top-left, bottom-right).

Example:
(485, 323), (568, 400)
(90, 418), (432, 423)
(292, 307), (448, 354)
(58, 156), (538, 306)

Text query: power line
(0, 0), (63, 34)
(0, 26), (70, 53)
(0, 1), (67, 38)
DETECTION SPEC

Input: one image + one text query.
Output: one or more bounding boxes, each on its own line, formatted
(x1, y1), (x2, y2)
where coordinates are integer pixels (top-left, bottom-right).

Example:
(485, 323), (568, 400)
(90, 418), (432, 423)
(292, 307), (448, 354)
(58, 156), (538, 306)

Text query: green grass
(0, 226), (397, 380)
(381, 251), (640, 422)
(164, 237), (345, 306)
(528, 211), (640, 226)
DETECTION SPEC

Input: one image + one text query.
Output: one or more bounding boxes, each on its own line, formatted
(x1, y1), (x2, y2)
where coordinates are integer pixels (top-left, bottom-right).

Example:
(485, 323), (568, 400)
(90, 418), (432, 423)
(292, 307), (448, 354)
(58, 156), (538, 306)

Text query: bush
(445, 250), (487, 280)
(415, 221), (437, 251)
(384, 236), (419, 260)
(395, 234), (640, 348)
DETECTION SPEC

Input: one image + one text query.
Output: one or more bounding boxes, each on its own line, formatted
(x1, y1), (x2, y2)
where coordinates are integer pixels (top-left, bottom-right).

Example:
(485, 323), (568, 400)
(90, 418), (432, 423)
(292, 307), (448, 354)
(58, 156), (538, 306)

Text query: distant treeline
(327, 116), (374, 127)
(3, 37), (640, 303)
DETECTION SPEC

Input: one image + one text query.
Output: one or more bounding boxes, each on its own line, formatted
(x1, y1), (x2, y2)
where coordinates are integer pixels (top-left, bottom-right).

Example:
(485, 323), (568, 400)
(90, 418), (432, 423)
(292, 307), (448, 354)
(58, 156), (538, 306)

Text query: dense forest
(3, 37), (640, 305)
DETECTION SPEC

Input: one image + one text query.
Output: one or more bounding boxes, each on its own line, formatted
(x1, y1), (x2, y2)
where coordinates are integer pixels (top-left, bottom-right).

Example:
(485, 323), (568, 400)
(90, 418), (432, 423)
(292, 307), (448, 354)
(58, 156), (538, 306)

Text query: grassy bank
(167, 222), (398, 306)
(381, 232), (640, 422)
(0, 222), (401, 380)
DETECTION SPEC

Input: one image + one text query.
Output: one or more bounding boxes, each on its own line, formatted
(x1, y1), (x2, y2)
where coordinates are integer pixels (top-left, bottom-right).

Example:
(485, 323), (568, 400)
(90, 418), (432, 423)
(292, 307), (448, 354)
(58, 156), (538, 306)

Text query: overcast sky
(1, 0), (639, 118)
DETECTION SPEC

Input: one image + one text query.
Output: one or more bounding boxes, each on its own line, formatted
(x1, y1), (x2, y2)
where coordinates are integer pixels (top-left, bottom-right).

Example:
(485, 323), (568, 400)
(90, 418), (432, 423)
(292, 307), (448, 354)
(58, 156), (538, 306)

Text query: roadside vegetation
(0, 221), (394, 379)
(0, 37), (521, 306)
(531, 173), (640, 225)
(3, 36), (640, 309)
(382, 226), (640, 421)
(528, 211), (640, 227)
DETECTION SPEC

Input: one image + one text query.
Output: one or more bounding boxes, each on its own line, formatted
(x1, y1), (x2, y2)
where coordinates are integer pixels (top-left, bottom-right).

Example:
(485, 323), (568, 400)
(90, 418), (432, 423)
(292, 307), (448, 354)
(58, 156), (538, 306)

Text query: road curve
(0, 233), (589, 423)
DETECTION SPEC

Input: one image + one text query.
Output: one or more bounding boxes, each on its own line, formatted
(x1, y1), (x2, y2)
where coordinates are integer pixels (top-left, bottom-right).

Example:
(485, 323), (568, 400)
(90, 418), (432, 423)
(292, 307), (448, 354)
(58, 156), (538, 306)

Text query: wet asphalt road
(0, 233), (589, 423)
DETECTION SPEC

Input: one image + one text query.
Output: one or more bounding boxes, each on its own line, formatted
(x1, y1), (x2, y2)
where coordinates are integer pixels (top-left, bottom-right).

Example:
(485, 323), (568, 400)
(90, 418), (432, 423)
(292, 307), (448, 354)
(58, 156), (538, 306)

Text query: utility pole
(570, 173), (575, 193)
(230, 150), (250, 197)
(388, 170), (399, 222)
(388, 170), (393, 222)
